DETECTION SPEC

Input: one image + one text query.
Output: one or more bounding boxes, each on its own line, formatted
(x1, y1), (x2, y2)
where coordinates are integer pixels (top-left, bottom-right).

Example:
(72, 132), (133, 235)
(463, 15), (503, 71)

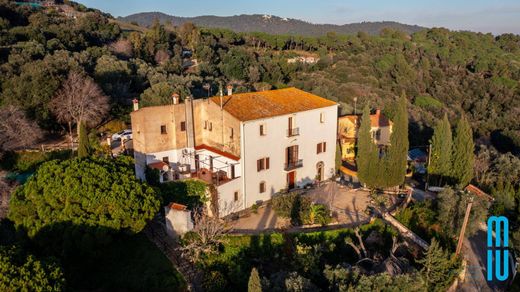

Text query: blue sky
(77, 0), (520, 34)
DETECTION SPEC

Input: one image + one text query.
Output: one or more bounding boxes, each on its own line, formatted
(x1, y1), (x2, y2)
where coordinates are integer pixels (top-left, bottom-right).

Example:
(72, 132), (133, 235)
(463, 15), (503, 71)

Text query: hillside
(118, 12), (426, 36)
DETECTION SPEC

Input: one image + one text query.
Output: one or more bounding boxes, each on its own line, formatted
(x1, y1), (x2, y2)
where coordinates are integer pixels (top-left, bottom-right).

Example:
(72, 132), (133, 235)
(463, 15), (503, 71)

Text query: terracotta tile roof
(465, 184), (494, 202)
(195, 144), (240, 161)
(339, 111), (392, 128)
(148, 161), (169, 171)
(167, 202), (188, 211)
(210, 87), (337, 122)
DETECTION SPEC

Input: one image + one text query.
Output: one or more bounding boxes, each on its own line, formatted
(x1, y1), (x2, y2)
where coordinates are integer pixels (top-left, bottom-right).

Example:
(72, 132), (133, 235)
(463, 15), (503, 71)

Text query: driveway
(230, 182), (371, 233)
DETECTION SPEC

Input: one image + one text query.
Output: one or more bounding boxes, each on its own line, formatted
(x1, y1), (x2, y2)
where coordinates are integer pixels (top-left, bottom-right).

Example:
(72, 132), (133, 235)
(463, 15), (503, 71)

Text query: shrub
(0, 150), (71, 172)
(414, 95), (443, 109)
(203, 270), (228, 292)
(251, 203), (259, 214)
(158, 179), (208, 208)
(272, 192), (312, 226)
(305, 203), (332, 226)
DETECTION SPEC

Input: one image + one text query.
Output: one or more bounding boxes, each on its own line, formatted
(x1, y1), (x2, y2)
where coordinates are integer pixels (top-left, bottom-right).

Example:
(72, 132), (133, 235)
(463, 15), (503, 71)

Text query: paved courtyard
(230, 182), (371, 232)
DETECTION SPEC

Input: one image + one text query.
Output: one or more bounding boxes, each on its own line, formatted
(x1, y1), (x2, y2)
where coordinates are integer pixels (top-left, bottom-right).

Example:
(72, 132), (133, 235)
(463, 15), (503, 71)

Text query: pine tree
(451, 115), (474, 187)
(417, 238), (459, 290)
(248, 267), (262, 292)
(428, 113), (452, 186)
(77, 122), (90, 158)
(385, 94), (409, 187)
(356, 105), (380, 188)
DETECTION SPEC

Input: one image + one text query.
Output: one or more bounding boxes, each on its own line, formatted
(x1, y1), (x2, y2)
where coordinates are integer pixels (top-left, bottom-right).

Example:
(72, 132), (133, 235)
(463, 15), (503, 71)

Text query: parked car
(111, 129), (132, 141)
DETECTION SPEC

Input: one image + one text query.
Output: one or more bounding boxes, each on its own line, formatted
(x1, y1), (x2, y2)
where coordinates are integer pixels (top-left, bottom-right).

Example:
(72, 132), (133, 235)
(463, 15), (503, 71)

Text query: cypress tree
(356, 104), (379, 188)
(248, 267), (262, 292)
(428, 113), (452, 186)
(77, 122), (90, 158)
(385, 94), (409, 187)
(451, 115), (474, 187)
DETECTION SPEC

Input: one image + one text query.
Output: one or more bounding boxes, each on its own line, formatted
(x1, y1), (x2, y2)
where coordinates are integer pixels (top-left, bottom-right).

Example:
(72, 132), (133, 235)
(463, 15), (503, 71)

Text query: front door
(287, 171), (296, 189)
(317, 162), (324, 181)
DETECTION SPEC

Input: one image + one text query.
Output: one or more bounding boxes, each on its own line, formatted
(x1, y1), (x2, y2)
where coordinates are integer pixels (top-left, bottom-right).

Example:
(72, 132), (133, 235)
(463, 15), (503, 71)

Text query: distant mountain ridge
(118, 12), (426, 36)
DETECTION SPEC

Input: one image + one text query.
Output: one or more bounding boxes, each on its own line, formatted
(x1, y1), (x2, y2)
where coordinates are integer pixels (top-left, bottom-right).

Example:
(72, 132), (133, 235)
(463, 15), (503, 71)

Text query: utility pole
(456, 196), (474, 256)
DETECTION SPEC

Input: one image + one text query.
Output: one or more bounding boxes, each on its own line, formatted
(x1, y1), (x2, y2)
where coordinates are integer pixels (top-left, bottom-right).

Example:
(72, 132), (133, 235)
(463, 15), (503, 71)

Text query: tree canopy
(0, 246), (65, 292)
(8, 156), (161, 237)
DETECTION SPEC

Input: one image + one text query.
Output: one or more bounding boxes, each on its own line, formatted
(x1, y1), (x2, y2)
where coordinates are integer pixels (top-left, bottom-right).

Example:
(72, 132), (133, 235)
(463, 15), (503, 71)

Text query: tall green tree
(8, 156), (161, 237)
(451, 115), (475, 187)
(77, 122), (90, 158)
(417, 238), (460, 291)
(437, 187), (488, 238)
(428, 113), (452, 186)
(385, 94), (409, 187)
(356, 104), (380, 188)
(248, 267), (262, 292)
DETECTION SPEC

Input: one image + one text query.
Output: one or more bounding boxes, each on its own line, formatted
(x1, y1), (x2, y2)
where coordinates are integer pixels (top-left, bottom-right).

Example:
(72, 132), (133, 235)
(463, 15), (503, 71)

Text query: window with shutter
(323, 142), (327, 152)
(180, 121), (186, 131)
(259, 182), (266, 193)
(266, 157), (270, 169)
(160, 125), (167, 134)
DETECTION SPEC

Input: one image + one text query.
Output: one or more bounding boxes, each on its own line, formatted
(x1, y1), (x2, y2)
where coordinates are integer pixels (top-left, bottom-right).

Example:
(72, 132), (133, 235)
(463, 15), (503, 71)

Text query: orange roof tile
(339, 111), (392, 128)
(148, 161), (169, 171)
(167, 202), (188, 211)
(210, 87), (337, 122)
(465, 184), (494, 202)
(195, 144), (240, 161)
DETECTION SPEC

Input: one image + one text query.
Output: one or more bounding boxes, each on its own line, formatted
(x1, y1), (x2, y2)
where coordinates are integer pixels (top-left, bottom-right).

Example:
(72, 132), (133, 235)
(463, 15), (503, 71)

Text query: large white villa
(131, 87), (338, 217)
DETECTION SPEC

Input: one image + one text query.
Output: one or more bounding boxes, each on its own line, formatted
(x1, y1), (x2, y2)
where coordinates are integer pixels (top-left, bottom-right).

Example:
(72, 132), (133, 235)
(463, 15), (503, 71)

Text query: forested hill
(118, 12), (426, 36)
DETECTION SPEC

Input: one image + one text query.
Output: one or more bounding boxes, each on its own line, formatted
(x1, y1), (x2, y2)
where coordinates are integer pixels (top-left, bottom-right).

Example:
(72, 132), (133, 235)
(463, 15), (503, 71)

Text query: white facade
(237, 106), (338, 209)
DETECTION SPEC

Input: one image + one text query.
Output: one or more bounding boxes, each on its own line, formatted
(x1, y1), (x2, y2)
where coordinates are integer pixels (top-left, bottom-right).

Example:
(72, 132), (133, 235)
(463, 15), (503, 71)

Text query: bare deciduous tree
(180, 212), (229, 263)
(154, 49), (170, 65)
(51, 72), (109, 149)
(0, 106), (42, 158)
(109, 39), (133, 58)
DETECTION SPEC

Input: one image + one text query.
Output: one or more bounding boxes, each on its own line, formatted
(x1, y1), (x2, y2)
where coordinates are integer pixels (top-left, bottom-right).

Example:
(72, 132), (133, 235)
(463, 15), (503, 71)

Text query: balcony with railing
(287, 127), (300, 137)
(284, 159), (303, 171)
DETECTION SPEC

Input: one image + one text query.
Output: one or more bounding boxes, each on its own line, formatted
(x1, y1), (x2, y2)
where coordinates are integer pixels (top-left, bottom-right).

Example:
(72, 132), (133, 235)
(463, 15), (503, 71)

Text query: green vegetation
(158, 179), (208, 208)
(356, 96), (409, 189)
(0, 150), (71, 173)
(9, 156), (161, 237)
(77, 122), (90, 158)
(0, 246), (65, 291)
(248, 267), (262, 292)
(193, 220), (459, 291)
(451, 116), (475, 187)
(437, 187), (488, 238)
(356, 105), (380, 187)
(417, 238), (461, 291)
(428, 113), (453, 186)
(271, 192), (320, 226)
(414, 95), (443, 109)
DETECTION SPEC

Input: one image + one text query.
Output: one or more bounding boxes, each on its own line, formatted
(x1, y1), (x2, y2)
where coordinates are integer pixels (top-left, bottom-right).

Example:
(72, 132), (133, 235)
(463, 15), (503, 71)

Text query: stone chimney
(132, 98), (139, 111)
(172, 93), (180, 105)
(226, 84), (233, 96)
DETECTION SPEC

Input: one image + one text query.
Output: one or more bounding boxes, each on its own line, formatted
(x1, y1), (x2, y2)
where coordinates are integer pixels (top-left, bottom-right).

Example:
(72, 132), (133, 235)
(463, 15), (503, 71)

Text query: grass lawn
(67, 233), (186, 291)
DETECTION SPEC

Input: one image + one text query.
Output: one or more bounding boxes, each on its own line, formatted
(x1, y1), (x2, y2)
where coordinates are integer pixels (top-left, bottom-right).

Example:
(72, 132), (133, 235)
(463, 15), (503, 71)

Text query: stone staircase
(144, 220), (203, 291)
